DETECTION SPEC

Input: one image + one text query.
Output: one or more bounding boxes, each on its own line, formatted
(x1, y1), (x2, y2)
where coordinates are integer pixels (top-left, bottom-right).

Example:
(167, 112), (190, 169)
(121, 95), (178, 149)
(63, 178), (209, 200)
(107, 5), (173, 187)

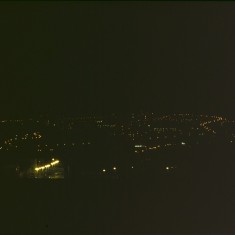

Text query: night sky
(0, 2), (235, 118)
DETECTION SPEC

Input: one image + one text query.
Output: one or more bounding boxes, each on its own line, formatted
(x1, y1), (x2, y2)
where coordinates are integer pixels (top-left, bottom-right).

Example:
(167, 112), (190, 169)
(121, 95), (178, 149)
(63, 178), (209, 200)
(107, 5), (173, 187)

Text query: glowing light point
(113, 167), (117, 170)
(166, 167), (169, 170)
(102, 169), (106, 172)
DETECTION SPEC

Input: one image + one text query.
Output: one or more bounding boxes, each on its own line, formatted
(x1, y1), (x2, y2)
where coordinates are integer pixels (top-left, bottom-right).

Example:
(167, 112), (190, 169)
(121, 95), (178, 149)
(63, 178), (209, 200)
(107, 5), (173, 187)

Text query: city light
(51, 160), (59, 166)
(135, 145), (145, 148)
(35, 159), (60, 171)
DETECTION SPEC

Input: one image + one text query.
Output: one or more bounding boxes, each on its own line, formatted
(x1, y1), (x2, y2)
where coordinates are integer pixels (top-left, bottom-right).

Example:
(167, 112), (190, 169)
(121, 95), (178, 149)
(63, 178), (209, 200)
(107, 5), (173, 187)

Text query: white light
(113, 167), (116, 170)
(135, 145), (144, 148)
(131, 166), (134, 169)
(166, 167), (169, 170)
(102, 169), (106, 172)
(181, 142), (186, 145)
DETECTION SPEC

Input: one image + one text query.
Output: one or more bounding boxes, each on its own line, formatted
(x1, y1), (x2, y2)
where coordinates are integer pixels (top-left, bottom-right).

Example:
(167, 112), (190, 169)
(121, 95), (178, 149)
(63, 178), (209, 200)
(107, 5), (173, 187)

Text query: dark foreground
(1, 144), (235, 235)
(1, 179), (235, 234)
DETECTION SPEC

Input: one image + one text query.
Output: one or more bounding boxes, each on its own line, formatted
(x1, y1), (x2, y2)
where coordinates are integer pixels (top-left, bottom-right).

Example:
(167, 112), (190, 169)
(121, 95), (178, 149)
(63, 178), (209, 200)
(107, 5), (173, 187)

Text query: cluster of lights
(37, 142), (91, 152)
(125, 114), (224, 147)
(107, 114), (199, 143)
(20, 132), (42, 140)
(154, 128), (177, 133)
(148, 145), (161, 150)
(200, 116), (226, 135)
(35, 159), (60, 172)
(97, 123), (116, 128)
(0, 119), (23, 123)
(156, 114), (193, 122)
(3, 132), (42, 147)
(135, 143), (182, 153)
(135, 145), (146, 148)
(0, 114), (232, 156)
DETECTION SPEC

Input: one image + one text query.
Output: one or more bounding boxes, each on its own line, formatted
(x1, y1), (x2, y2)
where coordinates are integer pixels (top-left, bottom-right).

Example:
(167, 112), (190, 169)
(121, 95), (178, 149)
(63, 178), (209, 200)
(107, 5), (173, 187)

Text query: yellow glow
(35, 159), (60, 171)
(51, 160), (59, 166)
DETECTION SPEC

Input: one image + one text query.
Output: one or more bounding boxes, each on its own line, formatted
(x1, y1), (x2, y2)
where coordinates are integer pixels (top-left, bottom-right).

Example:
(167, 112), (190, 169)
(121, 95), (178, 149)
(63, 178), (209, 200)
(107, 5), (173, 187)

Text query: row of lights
(102, 166), (134, 173)
(135, 142), (186, 153)
(35, 159), (60, 172)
